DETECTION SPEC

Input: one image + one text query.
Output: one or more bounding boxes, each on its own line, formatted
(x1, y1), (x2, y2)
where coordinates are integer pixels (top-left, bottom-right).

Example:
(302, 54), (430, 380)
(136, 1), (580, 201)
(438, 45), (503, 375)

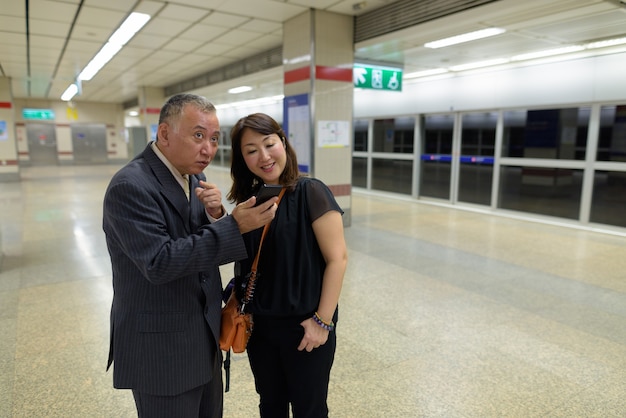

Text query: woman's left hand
(297, 318), (329, 352)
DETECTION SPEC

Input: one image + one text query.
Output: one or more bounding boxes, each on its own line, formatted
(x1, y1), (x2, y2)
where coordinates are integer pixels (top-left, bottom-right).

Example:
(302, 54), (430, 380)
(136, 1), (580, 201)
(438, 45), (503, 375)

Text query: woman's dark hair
(227, 113), (301, 204)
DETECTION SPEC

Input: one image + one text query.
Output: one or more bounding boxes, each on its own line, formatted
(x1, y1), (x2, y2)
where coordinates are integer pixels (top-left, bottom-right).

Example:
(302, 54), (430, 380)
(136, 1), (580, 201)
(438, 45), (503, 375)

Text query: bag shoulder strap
(242, 187), (286, 306)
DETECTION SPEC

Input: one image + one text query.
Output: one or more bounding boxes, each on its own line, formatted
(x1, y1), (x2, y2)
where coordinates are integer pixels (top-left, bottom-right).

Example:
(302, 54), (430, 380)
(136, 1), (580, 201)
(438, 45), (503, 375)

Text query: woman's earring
(252, 178), (259, 187)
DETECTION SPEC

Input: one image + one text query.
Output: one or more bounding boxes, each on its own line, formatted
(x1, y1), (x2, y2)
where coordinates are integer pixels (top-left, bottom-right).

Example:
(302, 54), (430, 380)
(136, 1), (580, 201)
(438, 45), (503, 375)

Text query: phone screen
(254, 184), (283, 206)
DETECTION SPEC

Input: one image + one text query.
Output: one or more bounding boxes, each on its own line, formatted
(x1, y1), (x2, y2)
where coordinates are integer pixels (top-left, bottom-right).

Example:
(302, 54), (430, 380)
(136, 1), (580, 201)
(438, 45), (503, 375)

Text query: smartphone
(254, 184), (283, 206)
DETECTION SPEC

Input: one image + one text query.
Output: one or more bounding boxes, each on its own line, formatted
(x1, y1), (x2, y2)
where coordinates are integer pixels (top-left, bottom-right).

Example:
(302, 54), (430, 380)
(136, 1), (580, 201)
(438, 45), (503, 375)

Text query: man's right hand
(231, 196), (278, 234)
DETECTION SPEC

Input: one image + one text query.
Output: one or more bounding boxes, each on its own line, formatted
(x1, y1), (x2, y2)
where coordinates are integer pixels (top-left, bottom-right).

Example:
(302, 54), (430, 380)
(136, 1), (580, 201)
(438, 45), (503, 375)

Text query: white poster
(287, 103), (310, 171)
(318, 120), (349, 148)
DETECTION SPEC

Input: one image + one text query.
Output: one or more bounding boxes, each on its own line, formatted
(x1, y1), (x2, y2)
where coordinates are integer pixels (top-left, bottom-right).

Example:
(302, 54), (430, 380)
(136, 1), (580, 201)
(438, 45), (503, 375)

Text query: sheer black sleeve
(302, 178), (343, 222)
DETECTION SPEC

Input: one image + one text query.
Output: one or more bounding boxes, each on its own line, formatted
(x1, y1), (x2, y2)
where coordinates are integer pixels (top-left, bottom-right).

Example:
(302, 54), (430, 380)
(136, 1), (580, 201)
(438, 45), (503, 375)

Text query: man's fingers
(198, 180), (217, 189)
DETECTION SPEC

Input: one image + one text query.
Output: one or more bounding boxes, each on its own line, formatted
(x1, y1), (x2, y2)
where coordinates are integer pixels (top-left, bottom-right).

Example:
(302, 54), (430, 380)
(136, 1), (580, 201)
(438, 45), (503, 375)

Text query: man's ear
(157, 123), (168, 144)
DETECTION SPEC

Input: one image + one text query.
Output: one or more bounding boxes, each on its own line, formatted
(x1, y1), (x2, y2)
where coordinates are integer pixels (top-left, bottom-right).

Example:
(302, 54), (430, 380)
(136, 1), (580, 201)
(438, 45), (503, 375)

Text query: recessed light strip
(450, 58), (509, 71)
(61, 12), (151, 101)
(585, 36), (626, 49)
(424, 28), (506, 49)
(408, 35), (626, 80)
(228, 86), (253, 94)
(61, 84), (78, 101)
(511, 45), (584, 61)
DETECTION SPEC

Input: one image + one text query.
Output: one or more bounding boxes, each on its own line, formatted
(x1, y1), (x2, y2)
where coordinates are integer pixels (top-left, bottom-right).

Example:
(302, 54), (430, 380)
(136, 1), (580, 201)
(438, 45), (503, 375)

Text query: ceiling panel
(29, 0), (77, 22)
(83, 0), (132, 12)
(158, 4), (212, 21)
(28, 18), (73, 37)
(2, 1), (25, 16)
(140, 17), (190, 37)
(238, 19), (283, 33)
(215, 29), (266, 46)
(161, 38), (207, 53)
(126, 33), (171, 50)
(178, 23), (230, 41)
(0, 32), (26, 47)
(200, 12), (251, 28)
(0, 16), (26, 32)
(527, 9), (626, 41)
(245, 34), (284, 51)
(74, 8), (125, 33)
(214, 0), (308, 21)
(1, 0), (625, 105)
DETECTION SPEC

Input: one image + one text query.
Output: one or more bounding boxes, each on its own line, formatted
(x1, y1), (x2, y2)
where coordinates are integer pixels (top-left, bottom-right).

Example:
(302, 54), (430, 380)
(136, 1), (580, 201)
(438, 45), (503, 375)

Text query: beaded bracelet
(312, 312), (335, 331)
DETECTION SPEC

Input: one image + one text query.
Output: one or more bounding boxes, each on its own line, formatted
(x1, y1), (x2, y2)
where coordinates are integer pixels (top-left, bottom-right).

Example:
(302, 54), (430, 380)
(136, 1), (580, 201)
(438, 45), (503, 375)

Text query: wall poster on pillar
(318, 120), (350, 148)
(0, 121), (7, 141)
(283, 93), (310, 174)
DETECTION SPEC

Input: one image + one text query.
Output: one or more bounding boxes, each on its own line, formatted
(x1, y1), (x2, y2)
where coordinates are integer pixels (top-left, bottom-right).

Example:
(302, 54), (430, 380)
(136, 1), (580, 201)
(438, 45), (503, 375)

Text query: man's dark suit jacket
(103, 144), (247, 396)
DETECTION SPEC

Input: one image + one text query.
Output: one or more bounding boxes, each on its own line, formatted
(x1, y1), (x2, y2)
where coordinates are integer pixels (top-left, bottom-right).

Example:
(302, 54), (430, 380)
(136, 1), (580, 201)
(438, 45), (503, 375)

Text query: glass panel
(372, 117), (415, 153)
(498, 166), (583, 219)
(371, 158), (412, 194)
(502, 107), (589, 160)
(597, 105), (626, 162)
(458, 112), (497, 205)
(590, 170), (626, 228)
(352, 157), (367, 188)
(420, 114), (453, 200)
(353, 119), (368, 152)
(214, 128), (232, 167)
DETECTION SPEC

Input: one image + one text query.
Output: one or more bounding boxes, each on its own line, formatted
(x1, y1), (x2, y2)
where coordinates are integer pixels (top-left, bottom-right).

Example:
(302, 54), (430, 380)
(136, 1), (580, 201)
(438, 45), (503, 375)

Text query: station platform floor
(1, 164), (625, 417)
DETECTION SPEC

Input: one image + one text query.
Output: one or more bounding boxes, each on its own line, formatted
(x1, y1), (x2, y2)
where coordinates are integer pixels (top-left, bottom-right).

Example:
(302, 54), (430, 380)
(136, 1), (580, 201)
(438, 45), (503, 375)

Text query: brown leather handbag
(219, 287), (252, 353)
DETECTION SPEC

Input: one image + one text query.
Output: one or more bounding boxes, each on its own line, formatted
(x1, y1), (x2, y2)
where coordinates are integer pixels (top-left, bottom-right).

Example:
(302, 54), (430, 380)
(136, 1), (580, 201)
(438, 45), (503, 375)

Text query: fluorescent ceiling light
(109, 12), (151, 46)
(228, 86), (253, 94)
(404, 68), (448, 79)
(216, 95), (284, 110)
(79, 43), (123, 81)
(78, 12), (150, 81)
(450, 58), (509, 71)
(61, 84), (78, 101)
(586, 37), (626, 49)
(424, 28), (505, 49)
(511, 45), (584, 61)
(283, 55), (311, 65)
(128, 110), (139, 116)
(62, 12), (151, 99)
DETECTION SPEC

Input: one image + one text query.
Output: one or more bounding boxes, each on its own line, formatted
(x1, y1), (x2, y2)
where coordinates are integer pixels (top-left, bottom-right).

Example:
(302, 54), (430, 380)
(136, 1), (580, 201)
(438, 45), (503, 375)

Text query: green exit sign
(353, 64), (402, 92)
(23, 108), (55, 120)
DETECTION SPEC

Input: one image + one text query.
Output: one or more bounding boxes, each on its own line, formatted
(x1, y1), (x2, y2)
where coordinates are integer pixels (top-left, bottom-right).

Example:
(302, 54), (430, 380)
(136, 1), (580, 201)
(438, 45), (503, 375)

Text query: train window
(502, 107), (590, 160)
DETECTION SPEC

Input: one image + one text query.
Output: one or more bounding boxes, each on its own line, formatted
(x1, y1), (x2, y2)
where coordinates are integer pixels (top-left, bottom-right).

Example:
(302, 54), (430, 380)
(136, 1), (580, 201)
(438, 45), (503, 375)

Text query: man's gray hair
(158, 93), (216, 125)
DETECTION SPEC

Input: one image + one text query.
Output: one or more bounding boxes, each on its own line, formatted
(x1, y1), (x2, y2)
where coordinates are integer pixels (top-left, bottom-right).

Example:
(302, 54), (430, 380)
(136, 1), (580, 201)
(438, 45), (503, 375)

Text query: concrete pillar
(138, 86), (165, 143)
(0, 77), (19, 182)
(282, 9), (353, 226)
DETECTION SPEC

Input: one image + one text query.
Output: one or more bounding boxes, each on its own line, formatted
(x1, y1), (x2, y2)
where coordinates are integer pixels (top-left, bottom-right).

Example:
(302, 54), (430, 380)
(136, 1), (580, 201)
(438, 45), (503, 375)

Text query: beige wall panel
(314, 145), (352, 185)
(56, 125), (72, 161)
(313, 11), (353, 67)
(313, 80), (353, 121)
(284, 79), (311, 98)
(283, 11), (312, 72)
(16, 125), (28, 160)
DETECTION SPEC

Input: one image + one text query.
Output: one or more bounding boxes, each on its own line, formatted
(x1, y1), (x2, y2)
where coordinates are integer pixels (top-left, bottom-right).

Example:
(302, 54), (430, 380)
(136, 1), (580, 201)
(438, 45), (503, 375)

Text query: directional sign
(23, 108), (55, 120)
(353, 64), (402, 92)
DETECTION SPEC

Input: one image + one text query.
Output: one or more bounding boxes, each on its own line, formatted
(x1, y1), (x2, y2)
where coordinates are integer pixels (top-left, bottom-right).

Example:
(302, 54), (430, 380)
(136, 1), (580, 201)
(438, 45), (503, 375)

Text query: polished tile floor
(1, 164), (625, 417)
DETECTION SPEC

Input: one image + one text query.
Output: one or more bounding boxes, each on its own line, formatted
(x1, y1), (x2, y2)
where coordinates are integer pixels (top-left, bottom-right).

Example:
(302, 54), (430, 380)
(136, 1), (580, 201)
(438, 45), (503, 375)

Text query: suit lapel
(143, 145), (192, 233)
